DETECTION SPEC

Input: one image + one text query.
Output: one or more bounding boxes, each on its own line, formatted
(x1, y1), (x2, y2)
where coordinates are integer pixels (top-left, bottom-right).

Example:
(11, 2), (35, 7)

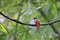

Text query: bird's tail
(36, 25), (40, 30)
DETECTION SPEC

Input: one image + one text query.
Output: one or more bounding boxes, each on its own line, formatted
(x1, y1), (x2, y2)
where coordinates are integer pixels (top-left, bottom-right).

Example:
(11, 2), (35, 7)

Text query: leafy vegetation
(0, 0), (60, 40)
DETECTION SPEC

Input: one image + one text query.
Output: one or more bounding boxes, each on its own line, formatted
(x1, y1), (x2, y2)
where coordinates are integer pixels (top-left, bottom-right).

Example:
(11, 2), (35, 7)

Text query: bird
(34, 17), (40, 30)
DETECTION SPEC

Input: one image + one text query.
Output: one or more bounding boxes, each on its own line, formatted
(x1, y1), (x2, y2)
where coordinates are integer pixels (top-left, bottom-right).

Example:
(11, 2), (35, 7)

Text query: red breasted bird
(34, 17), (40, 30)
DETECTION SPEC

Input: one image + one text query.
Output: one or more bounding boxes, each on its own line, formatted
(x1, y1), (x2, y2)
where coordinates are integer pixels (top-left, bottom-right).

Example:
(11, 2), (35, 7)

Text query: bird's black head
(34, 17), (37, 19)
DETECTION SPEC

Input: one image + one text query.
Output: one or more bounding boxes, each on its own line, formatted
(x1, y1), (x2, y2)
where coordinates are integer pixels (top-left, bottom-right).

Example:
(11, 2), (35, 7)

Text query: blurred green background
(0, 0), (60, 40)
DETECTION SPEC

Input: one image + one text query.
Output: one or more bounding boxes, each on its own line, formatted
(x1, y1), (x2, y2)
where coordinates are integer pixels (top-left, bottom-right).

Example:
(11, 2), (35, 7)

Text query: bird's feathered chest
(35, 19), (40, 24)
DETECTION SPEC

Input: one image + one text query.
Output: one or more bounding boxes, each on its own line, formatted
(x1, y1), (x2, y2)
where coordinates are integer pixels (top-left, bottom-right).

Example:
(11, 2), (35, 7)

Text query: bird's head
(33, 17), (37, 19)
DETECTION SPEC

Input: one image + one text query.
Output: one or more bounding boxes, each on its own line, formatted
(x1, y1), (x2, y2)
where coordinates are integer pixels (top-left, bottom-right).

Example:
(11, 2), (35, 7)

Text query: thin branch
(37, 8), (47, 20)
(50, 19), (60, 24)
(0, 12), (49, 26)
(50, 24), (60, 34)
(0, 12), (60, 27)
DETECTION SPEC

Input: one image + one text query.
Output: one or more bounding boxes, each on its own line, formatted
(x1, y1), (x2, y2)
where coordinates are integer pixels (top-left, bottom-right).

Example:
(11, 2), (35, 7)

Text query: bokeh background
(0, 0), (60, 40)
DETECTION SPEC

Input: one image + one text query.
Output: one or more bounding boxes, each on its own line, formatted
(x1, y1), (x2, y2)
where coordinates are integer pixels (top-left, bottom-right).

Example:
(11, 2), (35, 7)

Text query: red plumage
(34, 18), (40, 30)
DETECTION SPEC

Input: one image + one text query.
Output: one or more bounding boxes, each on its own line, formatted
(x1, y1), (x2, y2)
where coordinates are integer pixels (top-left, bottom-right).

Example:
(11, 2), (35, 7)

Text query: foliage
(0, 0), (60, 40)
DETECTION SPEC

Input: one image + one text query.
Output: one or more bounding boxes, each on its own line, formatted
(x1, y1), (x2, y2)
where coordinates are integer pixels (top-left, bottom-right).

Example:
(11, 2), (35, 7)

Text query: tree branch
(0, 12), (60, 27)
(50, 19), (60, 24)
(0, 12), (49, 26)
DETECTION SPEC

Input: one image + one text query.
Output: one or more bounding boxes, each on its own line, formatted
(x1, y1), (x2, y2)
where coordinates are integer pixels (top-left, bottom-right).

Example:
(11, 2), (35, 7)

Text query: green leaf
(0, 22), (8, 33)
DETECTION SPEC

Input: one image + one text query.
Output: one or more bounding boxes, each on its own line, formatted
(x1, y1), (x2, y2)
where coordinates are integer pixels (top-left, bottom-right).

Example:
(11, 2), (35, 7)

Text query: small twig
(50, 24), (60, 34)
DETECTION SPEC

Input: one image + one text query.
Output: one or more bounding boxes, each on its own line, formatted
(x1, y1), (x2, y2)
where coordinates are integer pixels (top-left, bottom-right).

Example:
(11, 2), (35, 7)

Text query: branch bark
(0, 12), (60, 26)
